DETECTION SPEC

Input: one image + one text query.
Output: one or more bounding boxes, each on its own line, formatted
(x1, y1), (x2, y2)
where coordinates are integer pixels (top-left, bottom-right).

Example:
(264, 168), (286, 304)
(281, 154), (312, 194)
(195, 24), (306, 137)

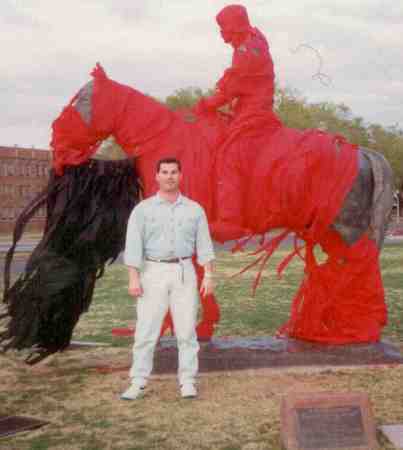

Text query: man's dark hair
(156, 157), (181, 173)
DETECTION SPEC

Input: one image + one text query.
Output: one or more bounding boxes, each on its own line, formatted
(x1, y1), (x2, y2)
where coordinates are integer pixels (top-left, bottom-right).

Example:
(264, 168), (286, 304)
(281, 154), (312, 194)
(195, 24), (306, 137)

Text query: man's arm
(124, 207), (144, 298)
(193, 88), (228, 117)
(193, 42), (270, 117)
(195, 209), (216, 296)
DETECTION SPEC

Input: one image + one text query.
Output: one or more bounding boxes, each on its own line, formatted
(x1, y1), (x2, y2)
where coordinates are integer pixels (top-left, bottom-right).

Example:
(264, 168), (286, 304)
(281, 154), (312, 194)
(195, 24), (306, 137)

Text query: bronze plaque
(296, 406), (366, 448)
(281, 392), (378, 450)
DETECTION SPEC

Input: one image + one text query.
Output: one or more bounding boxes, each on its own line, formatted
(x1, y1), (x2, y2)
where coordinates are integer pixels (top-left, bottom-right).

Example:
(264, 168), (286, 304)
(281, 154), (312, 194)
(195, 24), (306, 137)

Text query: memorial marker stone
(281, 392), (378, 450)
(0, 416), (49, 438)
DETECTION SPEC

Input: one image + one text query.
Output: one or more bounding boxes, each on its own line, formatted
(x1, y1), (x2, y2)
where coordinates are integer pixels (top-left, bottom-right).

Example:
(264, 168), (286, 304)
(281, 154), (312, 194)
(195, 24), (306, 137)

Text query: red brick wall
(0, 146), (52, 234)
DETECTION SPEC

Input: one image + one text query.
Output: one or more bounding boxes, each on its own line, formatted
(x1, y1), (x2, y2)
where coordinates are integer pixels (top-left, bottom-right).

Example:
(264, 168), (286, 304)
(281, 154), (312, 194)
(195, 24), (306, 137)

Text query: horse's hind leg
(331, 150), (373, 245)
(331, 147), (394, 249)
(279, 229), (387, 343)
(361, 148), (395, 249)
(281, 149), (394, 343)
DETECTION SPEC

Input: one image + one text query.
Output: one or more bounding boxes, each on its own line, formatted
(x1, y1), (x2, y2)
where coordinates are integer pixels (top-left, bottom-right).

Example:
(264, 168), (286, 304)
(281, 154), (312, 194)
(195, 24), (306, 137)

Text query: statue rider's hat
(216, 4), (251, 33)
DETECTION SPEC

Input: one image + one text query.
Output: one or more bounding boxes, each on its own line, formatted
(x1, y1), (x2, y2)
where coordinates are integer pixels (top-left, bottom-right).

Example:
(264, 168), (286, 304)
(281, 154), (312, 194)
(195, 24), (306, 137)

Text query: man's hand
(128, 279), (143, 298)
(200, 275), (214, 296)
(128, 267), (143, 298)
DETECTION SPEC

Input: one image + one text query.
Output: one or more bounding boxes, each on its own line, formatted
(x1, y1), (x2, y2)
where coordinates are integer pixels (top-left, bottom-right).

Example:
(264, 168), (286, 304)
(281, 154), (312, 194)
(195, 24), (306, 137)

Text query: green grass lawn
(70, 248), (310, 343)
(378, 244), (403, 342)
(73, 244), (403, 345)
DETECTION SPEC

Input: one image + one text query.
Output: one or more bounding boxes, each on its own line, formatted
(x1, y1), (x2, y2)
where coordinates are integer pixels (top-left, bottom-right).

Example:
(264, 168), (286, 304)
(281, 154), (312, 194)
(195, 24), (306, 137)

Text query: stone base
(152, 336), (403, 375)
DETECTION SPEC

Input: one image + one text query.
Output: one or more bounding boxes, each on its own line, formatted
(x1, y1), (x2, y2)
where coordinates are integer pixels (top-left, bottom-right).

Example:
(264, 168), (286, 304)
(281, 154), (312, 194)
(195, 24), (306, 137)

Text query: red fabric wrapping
(51, 97), (103, 175)
(194, 257), (221, 341)
(195, 5), (275, 129)
(239, 126), (387, 343)
(247, 128), (358, 238)
(193, 8), (280, 242)
(215, 28), (275, 113)
(195, 30), (275, 119)
(51, 63), (175, 175)
(50, 64), (387, 344)
(278, 231), (387, 344)
(221, 122), (387, 344)
(216, 5), (251, 33)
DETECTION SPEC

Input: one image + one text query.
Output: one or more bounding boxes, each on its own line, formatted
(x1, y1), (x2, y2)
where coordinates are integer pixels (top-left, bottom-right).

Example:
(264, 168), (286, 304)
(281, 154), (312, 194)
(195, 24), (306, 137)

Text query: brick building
(0, 146), (52, 233)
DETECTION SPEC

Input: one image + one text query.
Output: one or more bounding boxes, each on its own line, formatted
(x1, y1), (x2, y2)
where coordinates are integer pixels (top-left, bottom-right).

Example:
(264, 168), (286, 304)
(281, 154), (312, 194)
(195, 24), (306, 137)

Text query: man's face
(156, 163), (182, 193)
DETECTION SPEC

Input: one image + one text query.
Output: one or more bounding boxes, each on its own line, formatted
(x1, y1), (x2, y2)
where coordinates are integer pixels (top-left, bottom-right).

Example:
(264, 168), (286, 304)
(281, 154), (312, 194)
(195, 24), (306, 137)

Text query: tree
(165, 87), (213, 111)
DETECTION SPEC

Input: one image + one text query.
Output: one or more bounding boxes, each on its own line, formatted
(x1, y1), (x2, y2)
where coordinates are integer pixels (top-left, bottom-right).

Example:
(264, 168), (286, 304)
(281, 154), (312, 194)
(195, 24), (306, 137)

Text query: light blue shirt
(124, 193), (215, 269)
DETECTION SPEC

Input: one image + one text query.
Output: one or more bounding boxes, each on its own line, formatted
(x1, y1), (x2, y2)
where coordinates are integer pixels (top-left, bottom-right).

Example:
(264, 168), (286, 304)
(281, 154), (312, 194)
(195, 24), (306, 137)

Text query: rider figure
(194, 4), (282, 242)
(196, 4), (275, 121)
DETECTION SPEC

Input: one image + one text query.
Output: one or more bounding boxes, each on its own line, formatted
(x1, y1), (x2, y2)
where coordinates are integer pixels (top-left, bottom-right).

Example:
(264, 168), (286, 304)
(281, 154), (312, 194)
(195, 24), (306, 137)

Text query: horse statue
(0, 64), (394, 363)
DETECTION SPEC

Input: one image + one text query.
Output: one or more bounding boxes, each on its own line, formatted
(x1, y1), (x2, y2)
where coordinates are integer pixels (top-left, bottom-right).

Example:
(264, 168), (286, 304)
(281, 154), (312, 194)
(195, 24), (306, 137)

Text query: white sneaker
(180, 383), (197, 399)
(120, 384), (145, 400)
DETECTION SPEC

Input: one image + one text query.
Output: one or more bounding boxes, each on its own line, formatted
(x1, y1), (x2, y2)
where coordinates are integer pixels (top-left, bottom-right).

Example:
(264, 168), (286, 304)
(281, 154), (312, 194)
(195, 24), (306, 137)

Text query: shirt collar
(155, 192), (184, 206)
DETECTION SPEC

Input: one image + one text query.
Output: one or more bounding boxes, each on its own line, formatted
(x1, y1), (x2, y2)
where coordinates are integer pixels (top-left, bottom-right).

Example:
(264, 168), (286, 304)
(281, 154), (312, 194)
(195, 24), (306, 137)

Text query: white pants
(129, 260), (200, 386)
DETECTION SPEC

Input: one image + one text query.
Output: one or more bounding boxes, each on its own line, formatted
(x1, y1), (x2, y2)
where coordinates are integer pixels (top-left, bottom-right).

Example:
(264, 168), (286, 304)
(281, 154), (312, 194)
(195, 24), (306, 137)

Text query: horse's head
(50, 63), (175, 175)
(50, 64), (216, 212)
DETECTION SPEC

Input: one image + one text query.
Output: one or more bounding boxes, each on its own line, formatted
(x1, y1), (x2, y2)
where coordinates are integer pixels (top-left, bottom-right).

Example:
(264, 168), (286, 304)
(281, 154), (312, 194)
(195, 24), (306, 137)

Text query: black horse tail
(0, 158), (141, 364)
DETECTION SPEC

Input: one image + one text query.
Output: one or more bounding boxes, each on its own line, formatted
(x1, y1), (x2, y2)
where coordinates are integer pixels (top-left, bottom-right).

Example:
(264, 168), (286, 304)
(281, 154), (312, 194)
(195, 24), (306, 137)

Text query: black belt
(146, 256), (192, 264)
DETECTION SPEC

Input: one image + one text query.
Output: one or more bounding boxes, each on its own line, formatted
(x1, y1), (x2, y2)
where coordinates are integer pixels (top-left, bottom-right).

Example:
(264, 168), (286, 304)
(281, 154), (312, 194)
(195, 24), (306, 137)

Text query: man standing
(121, 157), (215, 400)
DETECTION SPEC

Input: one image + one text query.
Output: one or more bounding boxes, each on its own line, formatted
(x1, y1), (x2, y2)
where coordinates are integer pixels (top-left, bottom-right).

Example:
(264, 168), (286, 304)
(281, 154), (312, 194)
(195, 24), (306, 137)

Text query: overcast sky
(2, 0), (402, 149)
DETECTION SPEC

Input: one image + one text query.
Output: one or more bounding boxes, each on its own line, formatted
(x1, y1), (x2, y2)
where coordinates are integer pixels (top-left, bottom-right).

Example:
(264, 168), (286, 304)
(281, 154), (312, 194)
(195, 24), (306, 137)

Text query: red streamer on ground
(111, 328), (134, 337)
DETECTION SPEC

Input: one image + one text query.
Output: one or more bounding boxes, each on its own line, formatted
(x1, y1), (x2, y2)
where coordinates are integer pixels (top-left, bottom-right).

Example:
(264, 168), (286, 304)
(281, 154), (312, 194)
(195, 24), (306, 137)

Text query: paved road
(0, 241), (39, 253)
